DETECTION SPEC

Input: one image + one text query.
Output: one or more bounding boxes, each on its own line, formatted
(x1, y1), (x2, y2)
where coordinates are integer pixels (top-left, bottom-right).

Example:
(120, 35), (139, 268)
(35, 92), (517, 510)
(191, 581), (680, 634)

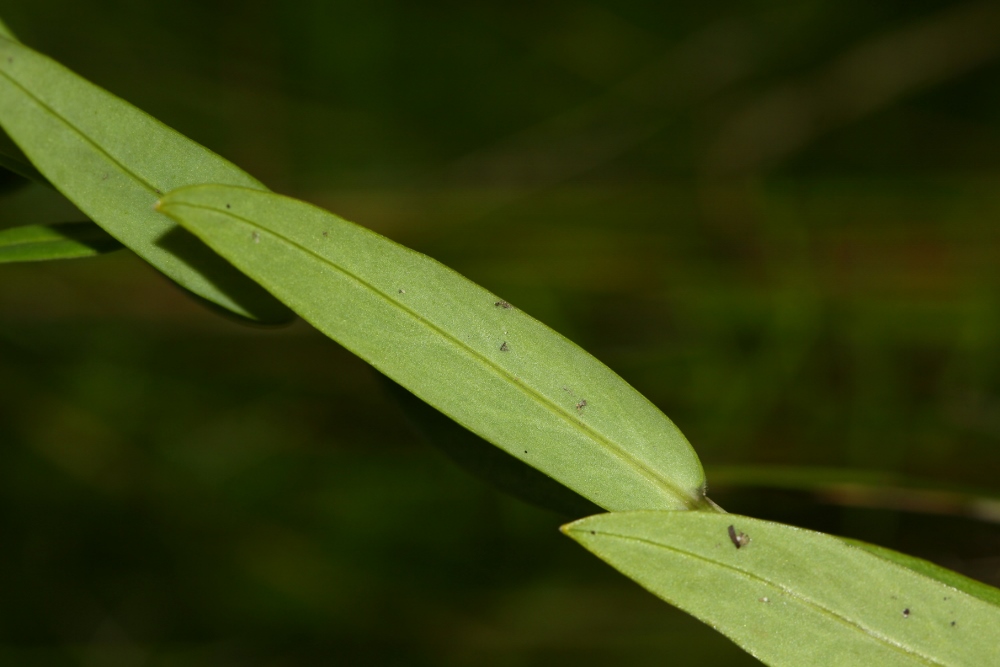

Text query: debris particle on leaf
(727, 525), (750, 549)
(576, 399), (587, 411)
(495, 300), (511, 309)
(500, 341), (509, 352)
(902, 608), (910, 618)
(251, 231), (260, 243)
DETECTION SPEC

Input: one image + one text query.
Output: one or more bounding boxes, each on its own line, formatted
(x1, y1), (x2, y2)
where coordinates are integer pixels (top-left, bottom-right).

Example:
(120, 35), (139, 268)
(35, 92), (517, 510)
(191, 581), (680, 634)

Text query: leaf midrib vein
(169, 200), (699, 510)
(0, 65), (162, 197)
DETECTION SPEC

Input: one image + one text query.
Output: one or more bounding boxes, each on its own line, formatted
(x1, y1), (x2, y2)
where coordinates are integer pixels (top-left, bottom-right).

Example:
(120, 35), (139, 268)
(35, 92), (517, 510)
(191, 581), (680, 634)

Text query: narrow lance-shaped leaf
(563, 511), (1000, 667)
(0, 35), (293, 324)
(157, 184), (711, 512)
(0, 221), (122, 263)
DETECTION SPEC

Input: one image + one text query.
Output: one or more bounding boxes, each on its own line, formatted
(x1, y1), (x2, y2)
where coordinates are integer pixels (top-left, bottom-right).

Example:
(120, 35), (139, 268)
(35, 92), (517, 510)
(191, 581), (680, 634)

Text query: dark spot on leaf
(951, 621), (956, 626)
(500, 341), (509, 352)
(576, 399), (587, 411)
(155, 189), (162, 194)
(226, 203), (231, 209)
(902, 608), (910, 618)
(398, 289), (406, 294)
(495, 300), (511, 309)
(590, 531), (596, 535)
(323, 231), (329, 237)
(727, 525), (750, 549)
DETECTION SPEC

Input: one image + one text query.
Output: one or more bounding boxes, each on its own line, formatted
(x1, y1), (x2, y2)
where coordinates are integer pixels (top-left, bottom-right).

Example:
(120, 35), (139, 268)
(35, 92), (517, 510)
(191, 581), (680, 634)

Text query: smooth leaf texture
(564, 511), (1000, 666)
(0, 35), (293, 323)
(157, 184), (710, 512)
(0, 221), (123, 262)
(844, 538), (1000, 608)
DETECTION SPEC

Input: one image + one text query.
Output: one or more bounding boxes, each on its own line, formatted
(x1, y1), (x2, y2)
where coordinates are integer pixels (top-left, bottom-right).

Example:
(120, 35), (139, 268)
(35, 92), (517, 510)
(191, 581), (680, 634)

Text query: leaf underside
(0, 35), (292, 323)
(156, 184), (709, 512)
(0, 221), (123, 263)
(564, 511), (1000, 667)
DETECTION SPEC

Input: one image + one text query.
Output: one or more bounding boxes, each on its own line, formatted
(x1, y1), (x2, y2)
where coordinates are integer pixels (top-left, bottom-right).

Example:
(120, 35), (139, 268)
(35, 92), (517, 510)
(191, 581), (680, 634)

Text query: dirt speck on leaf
(902, 608), (910, 618)
(495, 300), (511, 309)
(576, 399), (587, 411)
(500, 341), (509, 352)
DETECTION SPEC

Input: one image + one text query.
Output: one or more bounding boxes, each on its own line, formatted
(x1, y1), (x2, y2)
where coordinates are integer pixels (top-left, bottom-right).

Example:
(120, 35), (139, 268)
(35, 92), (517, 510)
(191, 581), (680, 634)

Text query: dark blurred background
(2, 1), (1000, 664)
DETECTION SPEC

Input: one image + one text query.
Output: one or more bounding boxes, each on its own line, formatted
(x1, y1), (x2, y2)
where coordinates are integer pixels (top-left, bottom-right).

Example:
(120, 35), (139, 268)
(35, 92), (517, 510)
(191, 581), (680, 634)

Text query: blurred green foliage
(1, 0), (1000, 664)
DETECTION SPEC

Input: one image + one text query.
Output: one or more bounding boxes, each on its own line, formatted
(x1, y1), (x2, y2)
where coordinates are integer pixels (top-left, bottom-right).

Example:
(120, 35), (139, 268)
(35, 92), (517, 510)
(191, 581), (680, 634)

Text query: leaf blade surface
(0, 36), (292, 323)
(564, 511), (1000, 666)
(157, 184), (709, 512)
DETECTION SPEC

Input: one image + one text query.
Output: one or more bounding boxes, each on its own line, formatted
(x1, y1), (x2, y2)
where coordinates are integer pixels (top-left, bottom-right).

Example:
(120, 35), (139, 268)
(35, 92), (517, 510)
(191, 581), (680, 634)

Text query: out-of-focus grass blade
(564, 511), (1000, 666)
(0, 221), (123, 263)
(157, 184), (711, 512)
(708, 465), (1000, 523)
(0, 35), (293, 324)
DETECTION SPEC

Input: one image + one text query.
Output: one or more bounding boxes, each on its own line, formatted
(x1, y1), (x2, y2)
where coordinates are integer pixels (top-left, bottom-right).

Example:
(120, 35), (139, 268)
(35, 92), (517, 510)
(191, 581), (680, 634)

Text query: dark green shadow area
(382, 376), (602, 519)
(155, 225), (296, 326)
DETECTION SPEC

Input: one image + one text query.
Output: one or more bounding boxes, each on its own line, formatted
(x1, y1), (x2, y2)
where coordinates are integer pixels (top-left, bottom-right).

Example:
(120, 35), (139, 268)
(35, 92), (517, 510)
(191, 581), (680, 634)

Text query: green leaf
(0, 36), (293, 324)
(563, 511), (1000, 666)
(0, 221), (123, 263)
(156, 184), (710, 512)
(843, 538), (1000, 608)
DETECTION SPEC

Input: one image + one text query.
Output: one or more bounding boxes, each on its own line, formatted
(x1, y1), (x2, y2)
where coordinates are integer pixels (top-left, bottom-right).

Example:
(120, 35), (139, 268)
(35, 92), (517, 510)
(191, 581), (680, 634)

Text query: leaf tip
(560, 516), (603, 541)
